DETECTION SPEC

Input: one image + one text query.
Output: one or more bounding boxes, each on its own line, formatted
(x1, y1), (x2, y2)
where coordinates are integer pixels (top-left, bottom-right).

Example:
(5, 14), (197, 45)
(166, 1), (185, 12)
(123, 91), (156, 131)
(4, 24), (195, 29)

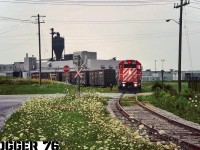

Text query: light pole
(155, 60), (157, 72)
(161, 59), (165, 70)
(166, 18), (182, 95)
(161, 59), (165, 86)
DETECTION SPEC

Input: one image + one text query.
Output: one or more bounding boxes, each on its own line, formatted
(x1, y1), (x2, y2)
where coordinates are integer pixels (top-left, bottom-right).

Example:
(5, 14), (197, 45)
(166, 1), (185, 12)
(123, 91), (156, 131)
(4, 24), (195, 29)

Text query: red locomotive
(118, 60), (142, 92)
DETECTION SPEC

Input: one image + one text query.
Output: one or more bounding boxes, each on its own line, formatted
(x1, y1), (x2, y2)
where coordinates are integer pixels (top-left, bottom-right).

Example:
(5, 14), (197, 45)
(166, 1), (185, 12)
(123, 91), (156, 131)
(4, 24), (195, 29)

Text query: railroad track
(107, 94), (200, 150)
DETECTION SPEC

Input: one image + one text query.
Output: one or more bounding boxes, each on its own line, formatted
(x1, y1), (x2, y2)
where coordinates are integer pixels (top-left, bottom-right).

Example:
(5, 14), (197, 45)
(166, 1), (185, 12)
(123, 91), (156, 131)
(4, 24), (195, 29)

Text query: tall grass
(0, 76), (118, 94)
(140, 83), (200, 124)
(0, 76), (59, 85)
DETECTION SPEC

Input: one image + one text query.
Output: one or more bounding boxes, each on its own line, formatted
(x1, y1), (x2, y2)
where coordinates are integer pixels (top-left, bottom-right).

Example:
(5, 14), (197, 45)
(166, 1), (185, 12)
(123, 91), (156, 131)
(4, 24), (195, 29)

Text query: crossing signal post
(63, 65), (70, 84)
(74, 55), (81, 97)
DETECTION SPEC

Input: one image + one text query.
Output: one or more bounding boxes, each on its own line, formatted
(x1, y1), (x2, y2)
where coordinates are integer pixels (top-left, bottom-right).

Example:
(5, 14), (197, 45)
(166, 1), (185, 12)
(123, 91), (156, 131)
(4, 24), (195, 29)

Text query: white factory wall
(86, 59), (120, 70)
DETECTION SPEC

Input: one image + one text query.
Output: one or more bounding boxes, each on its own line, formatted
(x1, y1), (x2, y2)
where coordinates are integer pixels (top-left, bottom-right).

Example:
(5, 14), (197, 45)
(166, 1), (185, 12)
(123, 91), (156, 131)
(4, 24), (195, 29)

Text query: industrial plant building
(0, 50), (200, 82)
(0, 51), (120, 81)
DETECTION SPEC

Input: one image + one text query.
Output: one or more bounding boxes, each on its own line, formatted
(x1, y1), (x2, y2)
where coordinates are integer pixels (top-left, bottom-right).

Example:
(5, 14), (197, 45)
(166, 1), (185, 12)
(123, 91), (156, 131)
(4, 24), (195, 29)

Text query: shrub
(152, 82), (177, 96)
(182, 88), (196, 99)
(164, 84), (178, 96)
(0, 76), (13, 84)
(0, 76), (59, 85)
(151, 82), (163, 91)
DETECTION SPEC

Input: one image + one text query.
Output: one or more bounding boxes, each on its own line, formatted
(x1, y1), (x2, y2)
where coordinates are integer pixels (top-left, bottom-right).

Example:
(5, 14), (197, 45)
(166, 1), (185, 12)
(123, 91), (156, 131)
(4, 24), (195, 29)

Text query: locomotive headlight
(122, 82), (126, 87)
(134, 83), (138, 87)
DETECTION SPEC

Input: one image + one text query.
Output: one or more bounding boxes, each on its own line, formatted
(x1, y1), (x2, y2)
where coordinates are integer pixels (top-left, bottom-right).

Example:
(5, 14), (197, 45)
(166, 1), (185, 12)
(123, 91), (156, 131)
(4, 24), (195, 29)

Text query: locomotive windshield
(124, 64), (136, 68)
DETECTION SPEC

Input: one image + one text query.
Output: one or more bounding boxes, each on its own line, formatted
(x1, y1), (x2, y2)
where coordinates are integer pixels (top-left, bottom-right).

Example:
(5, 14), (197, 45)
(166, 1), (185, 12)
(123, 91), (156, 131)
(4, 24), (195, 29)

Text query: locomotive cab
(118, 60), (142, 93)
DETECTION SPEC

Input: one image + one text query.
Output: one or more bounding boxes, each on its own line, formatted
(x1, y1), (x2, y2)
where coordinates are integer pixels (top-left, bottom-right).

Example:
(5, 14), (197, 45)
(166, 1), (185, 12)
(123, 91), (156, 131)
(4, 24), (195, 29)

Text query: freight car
(31, 69), (116, 87)
(89, 69), (116, 87)
(68, 69), (116, 87)
(118, 60), (142, 92)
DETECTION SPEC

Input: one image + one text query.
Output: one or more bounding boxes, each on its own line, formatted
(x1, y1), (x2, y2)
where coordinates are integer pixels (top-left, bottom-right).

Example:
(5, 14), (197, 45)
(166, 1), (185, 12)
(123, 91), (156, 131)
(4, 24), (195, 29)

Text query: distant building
(73, 51), (97, 66)
(142, 69), (200, 81)
(0, 64), (13, 76)
(24, 53), (36, 71)
(1, 51), (200, 81)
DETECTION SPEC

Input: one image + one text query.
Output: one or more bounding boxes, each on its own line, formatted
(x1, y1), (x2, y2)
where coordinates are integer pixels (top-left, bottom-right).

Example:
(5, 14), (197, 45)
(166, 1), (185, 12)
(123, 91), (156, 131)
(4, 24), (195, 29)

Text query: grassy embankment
(121, 81), (200, 125)
(0, 76), (119, 94)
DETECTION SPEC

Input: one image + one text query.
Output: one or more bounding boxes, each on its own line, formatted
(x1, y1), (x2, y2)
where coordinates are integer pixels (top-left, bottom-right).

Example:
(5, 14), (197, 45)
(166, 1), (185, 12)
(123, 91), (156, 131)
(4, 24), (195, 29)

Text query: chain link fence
(188, 73), (200, 92)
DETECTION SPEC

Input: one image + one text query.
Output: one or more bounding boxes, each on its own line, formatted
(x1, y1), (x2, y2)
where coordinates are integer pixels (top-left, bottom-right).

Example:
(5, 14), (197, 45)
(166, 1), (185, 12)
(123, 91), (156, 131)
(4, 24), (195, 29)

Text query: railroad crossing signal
(74, 67), (83, 79)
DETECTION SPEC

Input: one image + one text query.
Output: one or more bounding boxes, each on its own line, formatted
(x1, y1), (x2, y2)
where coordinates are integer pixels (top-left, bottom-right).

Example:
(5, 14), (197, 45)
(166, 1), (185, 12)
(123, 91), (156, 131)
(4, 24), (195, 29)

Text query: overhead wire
(0, 34), (36, 37)
(183, 8), (193, 71)
(41, 30), (48, 55)
(0, 22), (26, 35)
(46, 19), (166, 24)
(0, 0), (176, 6)
(4, 37), (36, 51)
(0, 0), (200, 49)
(189, 0), (200, 9)
(0, 16), (32, 23)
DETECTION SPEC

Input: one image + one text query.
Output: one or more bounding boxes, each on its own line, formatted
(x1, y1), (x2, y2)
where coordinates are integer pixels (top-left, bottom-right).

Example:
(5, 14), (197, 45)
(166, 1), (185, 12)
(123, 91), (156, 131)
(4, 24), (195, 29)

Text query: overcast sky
(0, 0), (200, 71)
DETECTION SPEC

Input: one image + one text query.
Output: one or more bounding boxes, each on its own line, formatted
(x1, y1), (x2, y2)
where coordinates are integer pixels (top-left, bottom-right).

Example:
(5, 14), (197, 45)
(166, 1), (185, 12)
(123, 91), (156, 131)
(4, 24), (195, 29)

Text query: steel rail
(114, 94), (200, 150)
(135, 99), (200, 150)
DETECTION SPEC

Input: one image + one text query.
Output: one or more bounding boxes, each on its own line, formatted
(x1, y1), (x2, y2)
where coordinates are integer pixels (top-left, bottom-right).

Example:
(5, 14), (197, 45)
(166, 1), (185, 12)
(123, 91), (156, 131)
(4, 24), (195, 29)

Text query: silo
(53, 32), (64, 61)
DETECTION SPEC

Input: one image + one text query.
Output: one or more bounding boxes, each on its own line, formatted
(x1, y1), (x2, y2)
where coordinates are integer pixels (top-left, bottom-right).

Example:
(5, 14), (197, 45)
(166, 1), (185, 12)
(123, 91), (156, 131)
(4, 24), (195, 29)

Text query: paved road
(0, 94), (65, 132)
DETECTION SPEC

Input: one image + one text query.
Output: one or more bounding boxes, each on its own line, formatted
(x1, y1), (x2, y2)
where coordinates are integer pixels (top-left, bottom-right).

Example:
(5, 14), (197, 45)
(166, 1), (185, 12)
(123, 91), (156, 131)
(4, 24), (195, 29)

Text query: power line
(46, 19), (166, 24)
(193, 0), (200, 3)
(183, 8), (193, 71)
(0, 22), (27, 35)
(189, 5), (200, 9)
(41, 30), (48, 55)
(0, 34), (36, 37)
(0, 0), (176, 6)
(3, 37), (35, 51)
(0, 16), (32, 23)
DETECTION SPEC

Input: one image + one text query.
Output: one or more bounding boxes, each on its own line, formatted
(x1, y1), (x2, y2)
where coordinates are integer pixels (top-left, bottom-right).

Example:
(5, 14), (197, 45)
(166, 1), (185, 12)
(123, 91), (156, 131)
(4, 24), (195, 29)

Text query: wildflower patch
(0, 92), (176, 150)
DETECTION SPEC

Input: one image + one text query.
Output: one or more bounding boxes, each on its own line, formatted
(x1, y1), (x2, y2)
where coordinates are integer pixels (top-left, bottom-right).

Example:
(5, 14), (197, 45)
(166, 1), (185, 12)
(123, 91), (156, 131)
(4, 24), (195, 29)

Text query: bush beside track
(139, 82), (200, 125)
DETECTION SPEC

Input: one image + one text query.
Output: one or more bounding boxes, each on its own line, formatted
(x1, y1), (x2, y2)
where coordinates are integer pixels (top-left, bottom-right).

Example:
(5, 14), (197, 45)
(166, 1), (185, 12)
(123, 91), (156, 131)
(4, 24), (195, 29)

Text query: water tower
(52, 32), (64, 61)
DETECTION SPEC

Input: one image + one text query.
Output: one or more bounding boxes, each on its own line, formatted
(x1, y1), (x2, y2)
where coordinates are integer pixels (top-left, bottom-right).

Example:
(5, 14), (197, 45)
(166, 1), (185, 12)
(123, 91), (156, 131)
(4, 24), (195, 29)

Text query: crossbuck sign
(74, 67), (83, 78)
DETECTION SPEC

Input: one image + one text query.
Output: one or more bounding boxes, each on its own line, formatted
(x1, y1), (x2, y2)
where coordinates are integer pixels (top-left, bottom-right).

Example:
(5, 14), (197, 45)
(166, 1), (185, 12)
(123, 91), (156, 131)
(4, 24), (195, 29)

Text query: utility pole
(32, 14), (45, 85)
(174, 0), (189, 95)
